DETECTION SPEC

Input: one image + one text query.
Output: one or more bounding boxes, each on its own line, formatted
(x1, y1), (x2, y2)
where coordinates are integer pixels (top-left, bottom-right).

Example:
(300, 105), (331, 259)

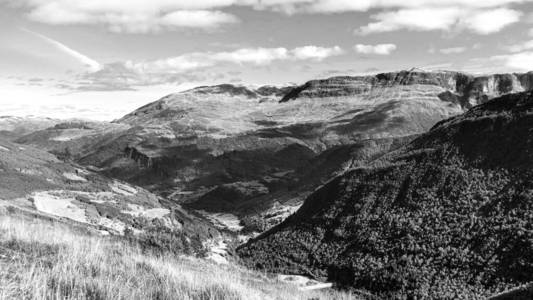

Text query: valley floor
(0, 208), (357, 300)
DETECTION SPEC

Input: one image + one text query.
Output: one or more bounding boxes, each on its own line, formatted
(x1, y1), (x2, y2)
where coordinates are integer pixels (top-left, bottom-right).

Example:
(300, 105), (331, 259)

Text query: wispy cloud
(20, 28), (102, 72)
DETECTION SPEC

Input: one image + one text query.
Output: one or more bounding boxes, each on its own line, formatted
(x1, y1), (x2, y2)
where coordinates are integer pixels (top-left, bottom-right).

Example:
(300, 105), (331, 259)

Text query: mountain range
(2, 69), (533, 298)
(12, 70), (533, 229)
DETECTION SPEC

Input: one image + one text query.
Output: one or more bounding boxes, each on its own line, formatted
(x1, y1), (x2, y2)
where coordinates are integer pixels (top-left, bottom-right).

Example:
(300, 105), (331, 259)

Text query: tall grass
(0, 214), (357, 300)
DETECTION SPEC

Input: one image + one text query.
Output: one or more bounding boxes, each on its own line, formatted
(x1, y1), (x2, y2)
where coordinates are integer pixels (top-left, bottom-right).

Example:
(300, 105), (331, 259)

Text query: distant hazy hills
(238, 91), (533, 298)
(0, 116), (59, 140)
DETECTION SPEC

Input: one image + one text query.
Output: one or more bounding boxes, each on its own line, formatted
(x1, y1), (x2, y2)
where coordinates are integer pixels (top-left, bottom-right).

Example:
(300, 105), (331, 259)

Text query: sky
(1, 0), (533, 120)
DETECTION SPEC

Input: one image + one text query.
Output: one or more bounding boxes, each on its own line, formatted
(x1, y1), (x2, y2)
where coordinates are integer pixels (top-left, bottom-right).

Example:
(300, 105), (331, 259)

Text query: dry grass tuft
(0, 214), (357, 300)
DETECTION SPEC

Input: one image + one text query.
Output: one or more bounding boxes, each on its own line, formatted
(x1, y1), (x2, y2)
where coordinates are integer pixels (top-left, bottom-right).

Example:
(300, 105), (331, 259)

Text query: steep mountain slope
(0, 137), (216, 255)
(238, 91), (533, 298)
(16, 70), (533, 233)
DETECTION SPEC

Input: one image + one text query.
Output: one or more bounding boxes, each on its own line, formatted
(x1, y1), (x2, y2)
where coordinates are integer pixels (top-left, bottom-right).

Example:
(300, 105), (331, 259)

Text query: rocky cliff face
(238, 91), (533, 298)
(281, 70), (533, 108)
(125, 146), (154, 169)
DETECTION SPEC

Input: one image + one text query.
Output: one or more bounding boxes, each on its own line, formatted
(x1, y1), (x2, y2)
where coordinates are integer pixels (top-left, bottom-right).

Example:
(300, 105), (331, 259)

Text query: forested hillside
(238, 91), (533, 299)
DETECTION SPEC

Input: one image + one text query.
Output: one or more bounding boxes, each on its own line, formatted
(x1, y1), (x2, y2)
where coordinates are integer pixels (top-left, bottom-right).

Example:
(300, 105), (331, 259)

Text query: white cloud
(460, 8), (522, 34)
(356, 7), (522, 35)
(7, 0), (240, 33)
(504, 40), (533, 52)
(128, 46), (342, 73)
(5, 0), (529, 33)
(13, 0), (241, 14)
(356, 8), (461, 35)
(354, 43), (397, 55)
(301, 0), (374, 13)
(160, 10), (238, 28)
(211, 47), (291, 64)
(27, 8), (239, 33)
(250, 0), (530, 14)
(291, 46), (344, 60)
(439, 47), (467, 54)
(492, 51), (533, 70)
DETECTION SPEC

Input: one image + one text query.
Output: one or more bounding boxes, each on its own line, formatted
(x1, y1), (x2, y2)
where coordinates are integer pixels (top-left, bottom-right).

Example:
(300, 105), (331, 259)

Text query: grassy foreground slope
(0, 209), (356, 300)
(238, 91), (533, 299)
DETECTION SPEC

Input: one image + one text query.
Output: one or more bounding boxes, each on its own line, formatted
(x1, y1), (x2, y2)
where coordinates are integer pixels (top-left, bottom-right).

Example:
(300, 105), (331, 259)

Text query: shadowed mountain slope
(0, 137), (216, 255)
(238, 91), (533, 298)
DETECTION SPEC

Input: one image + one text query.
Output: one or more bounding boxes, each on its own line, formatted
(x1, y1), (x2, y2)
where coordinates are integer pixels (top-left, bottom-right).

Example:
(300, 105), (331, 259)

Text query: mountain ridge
(280, 70), (533, 108)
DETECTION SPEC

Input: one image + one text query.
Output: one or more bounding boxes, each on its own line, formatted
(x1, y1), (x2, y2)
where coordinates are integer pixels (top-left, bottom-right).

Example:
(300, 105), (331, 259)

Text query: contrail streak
(20, 28), (102, 72)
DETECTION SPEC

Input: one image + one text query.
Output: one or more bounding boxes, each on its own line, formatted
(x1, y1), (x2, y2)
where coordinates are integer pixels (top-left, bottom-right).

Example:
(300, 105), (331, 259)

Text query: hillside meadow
(0, 208), (357, 300)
